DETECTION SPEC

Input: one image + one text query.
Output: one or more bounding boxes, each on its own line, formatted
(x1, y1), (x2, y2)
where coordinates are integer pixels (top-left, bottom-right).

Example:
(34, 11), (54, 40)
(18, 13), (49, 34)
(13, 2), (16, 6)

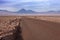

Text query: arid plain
(0, 16), (60, 40)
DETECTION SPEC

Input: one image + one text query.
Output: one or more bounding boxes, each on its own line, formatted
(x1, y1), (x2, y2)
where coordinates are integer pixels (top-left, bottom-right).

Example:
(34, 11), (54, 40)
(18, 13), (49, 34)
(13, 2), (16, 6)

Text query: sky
(0, 0), (60, 12)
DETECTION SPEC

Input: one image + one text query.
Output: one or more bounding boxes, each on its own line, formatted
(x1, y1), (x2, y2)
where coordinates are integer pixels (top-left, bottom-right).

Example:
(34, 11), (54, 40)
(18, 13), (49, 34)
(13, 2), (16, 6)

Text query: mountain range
(17, 9), (36, 13)
(0, 9), (36, 13)
(0, 9), (60, 14)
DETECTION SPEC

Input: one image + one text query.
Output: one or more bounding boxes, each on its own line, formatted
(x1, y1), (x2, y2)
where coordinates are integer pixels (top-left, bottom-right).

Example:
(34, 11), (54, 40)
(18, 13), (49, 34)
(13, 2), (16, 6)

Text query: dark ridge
(13, 19), (23, 40)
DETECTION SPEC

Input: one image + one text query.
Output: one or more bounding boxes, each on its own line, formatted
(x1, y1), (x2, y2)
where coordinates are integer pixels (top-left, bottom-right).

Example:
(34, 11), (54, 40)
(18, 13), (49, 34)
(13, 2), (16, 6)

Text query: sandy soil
(21, 17), (60, 40)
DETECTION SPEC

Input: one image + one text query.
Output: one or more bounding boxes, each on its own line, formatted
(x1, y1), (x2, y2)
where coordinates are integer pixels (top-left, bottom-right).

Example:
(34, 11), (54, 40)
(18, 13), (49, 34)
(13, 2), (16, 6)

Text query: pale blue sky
(0, 0), (60, 12)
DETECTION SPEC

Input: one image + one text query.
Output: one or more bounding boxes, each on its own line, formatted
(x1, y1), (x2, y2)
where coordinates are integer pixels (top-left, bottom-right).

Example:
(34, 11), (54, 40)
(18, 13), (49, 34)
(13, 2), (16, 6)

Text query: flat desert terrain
(0, 16), (60, 40)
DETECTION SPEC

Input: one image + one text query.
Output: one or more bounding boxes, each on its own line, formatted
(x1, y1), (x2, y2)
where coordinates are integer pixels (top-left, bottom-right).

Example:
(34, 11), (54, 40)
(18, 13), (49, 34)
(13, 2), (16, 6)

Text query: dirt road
(21, 17), (60, 40)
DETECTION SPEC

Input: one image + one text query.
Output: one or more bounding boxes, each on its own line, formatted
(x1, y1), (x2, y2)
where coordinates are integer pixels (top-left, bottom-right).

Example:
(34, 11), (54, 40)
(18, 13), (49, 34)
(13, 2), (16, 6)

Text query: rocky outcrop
(0, 18), (23, 40)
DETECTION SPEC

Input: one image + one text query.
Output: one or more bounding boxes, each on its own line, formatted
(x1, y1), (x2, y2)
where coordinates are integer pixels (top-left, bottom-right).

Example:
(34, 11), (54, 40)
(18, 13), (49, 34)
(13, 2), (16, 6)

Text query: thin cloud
(0, 0), (60, 12)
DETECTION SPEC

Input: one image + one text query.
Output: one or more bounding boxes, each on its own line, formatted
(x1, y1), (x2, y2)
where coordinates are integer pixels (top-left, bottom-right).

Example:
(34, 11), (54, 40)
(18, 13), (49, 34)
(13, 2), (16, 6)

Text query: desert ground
(0, 16), (60, 40)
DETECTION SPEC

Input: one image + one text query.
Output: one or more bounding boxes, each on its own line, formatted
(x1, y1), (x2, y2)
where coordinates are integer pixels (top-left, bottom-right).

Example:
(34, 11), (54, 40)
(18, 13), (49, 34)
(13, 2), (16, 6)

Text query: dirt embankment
(0, 17), (23, 40)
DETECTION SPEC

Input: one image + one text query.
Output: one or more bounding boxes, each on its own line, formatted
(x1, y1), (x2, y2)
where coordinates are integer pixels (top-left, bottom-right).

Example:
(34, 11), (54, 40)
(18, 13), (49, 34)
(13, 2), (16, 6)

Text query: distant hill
(48, 10), (59, 12)
(0, 10), (18, 16)
(48, 10), (60, 12)
(17, 9), (36, 13)
(0, 10), (8, 12)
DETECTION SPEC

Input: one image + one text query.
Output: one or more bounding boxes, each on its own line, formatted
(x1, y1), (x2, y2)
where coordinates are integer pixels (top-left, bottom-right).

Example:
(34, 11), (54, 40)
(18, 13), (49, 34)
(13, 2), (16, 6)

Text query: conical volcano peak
(18, 9), (35, 13)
